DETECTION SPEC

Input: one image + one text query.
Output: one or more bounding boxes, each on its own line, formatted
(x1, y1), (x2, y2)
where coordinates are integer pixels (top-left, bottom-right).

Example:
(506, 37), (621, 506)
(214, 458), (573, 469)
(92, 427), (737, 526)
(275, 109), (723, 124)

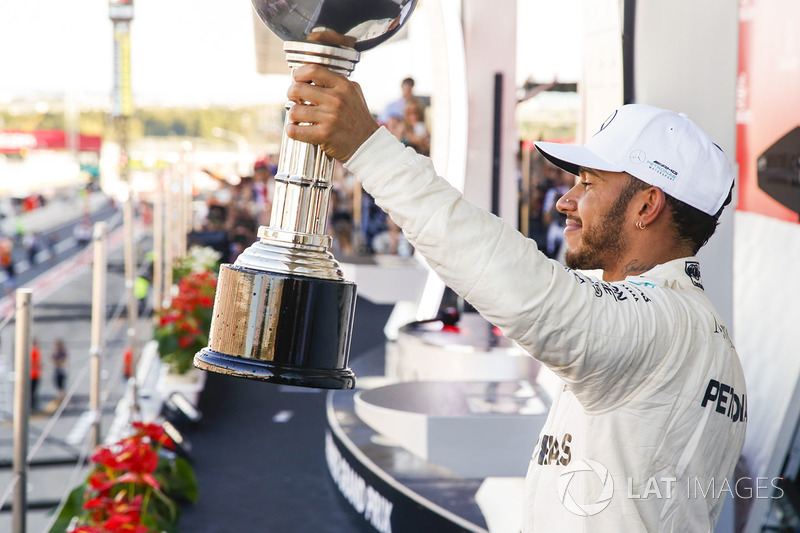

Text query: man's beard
(564, 196), (630, 271)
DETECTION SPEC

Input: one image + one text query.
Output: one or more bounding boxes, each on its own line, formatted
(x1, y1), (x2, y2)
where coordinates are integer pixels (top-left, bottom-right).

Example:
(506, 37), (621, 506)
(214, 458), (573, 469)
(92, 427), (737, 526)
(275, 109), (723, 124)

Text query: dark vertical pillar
(491, 73), (503, 216)
(622, 0), (637, 104)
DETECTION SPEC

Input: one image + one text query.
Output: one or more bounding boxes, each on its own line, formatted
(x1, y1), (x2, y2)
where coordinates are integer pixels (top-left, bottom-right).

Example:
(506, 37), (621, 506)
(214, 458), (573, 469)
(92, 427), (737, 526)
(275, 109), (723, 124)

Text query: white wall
(461, 0), (519, 225)
(633, 1), (739, 330)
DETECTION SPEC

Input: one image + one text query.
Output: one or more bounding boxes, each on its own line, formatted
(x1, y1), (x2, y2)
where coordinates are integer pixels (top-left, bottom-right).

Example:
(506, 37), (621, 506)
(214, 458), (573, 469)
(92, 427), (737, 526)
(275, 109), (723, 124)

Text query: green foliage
(49, 484), (87, 533)
(158, 456), (199, 504)
(155, 247), (219, 374)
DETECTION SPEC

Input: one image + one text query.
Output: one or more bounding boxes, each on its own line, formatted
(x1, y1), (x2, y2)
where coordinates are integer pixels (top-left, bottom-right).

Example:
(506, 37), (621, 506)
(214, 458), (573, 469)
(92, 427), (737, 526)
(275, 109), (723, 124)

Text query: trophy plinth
(194, 0), (418, 389)
(194, 265), (357, 390)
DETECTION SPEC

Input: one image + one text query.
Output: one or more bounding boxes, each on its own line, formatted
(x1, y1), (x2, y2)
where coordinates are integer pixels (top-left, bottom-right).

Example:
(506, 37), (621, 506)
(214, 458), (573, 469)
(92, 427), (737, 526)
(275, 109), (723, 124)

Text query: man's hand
(286, 64), (379, 163)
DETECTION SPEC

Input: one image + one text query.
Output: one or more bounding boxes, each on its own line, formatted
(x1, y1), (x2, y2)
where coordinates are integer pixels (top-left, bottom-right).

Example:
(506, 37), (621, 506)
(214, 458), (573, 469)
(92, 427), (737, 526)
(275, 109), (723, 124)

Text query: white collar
(624, 256), (705, 291)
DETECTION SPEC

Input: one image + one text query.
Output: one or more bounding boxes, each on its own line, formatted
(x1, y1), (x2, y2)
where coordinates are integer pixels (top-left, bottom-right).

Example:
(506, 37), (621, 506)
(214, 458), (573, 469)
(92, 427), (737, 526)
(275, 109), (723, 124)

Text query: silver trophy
(194, 0), (418, 389)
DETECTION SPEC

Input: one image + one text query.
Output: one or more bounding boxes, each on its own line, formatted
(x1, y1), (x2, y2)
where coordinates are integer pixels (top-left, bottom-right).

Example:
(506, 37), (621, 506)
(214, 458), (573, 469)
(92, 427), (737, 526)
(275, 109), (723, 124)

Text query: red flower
(159, 313), (180, 326)
(178, 335), (195, 349)
(88, 470), (110, 490)
(75, 415), (197, 533)
(91, 447), (122, 470)
(132, 422), (176, 450)
(117, 440), (159, 474)
(103, 512), (141, 531)
(177, 319), (199, 333)
(82, 497), (106, 510)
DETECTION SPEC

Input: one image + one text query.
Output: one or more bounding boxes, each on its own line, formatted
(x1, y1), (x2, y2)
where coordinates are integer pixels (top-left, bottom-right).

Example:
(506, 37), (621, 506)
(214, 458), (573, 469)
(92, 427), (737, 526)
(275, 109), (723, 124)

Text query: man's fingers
(292, 63), (344, 88)
(286, 100), (321, 125)
(284, 63), (379, 162)
(287, 80), (324, 106)
(285, 121), (322, 146)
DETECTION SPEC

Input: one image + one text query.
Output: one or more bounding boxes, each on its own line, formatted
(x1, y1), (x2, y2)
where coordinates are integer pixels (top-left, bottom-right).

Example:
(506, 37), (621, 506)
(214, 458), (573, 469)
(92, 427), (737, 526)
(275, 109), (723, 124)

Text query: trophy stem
(235, 41), (360, 279)
(269, 42), (360, 239)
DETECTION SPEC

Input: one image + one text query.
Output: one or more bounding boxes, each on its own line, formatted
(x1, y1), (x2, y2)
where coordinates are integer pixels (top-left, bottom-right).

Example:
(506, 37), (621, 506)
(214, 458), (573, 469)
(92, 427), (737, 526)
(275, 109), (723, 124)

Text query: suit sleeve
(344, 127), (680, 410)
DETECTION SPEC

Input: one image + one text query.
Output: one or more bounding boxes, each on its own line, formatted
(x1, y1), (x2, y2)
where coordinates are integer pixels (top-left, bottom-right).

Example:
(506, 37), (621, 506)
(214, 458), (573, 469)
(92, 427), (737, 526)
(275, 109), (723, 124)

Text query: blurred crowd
(185, 76), (579, 266)
(521, 158), (576, 261)
(0, 190), (95, 293)
(189, 78), (430, 263)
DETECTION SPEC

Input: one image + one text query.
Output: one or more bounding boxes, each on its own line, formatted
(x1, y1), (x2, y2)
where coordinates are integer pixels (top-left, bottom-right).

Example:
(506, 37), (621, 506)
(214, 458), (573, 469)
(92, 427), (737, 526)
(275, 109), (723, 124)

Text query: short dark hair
(665, 186), (733, 254)
(623, 175), (733, 254)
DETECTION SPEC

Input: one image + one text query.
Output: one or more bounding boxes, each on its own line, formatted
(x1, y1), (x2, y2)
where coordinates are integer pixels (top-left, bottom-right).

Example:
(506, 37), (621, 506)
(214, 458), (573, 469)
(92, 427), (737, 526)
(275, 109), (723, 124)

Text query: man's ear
(638, 187), (668, 226)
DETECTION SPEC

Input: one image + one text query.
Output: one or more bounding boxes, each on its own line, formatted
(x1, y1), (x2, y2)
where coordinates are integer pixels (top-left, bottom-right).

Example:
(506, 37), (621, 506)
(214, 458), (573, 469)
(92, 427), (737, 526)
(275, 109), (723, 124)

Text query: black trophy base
(195, 347), (356, 390)
(194, 265), (358, 391)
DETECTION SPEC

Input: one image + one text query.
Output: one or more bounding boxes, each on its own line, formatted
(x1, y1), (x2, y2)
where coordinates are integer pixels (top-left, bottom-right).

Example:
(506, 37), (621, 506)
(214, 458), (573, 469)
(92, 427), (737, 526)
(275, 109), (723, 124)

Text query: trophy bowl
(194, 0), (419, 390)
(252, 0), (418, 51)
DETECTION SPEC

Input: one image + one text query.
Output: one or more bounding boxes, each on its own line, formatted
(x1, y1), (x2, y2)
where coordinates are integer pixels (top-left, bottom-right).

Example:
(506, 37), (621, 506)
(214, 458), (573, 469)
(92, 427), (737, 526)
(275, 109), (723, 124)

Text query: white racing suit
(344, 127), (747, 532)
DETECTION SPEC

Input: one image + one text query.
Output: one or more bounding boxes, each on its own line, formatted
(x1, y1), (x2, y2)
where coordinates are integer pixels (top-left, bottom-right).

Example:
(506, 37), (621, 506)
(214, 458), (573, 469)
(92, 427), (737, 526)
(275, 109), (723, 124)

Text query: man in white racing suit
(284, 64), (747, 532)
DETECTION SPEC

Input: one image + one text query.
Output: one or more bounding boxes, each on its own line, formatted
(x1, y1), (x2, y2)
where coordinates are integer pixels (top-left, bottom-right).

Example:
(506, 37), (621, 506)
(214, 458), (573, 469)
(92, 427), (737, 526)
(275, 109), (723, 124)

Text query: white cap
(534, 104), (733, 216)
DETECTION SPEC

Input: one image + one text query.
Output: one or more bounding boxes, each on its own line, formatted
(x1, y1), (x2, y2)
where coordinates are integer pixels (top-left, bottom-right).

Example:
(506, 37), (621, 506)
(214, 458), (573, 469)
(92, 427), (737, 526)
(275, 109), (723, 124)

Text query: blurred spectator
(14, 216), (25, 244)
(135, 275), (150, 315)
(51, 339), (68, 402)
(380, 77), (416, 124)
(188, 211), (231, 264)
(0, 236), (15, 291)
(372, 217), (412, 257)
(361, 191), (387, 254)
(330, 212), (355, 258)
(123, 347), (134, 381)
(228, 232), (250, 263)
(30, 339), (42, 411)
(22, 195), (40, 212)
(385, 114), (405, 142)
(74, 217), (92, 247)
(402, 99), (430, 156)
(47, 232), (58, 264)
(23, 232), (40, 265)
(541, 169), (574, 259)
(253, 156), (276, 225)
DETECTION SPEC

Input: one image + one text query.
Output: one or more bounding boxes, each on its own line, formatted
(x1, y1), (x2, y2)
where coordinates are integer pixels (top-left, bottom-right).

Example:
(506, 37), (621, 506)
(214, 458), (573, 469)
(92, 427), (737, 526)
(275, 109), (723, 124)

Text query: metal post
(175, 176), (183, 261)
(152, 173), (164, 317)
(212, 127), (250, 177)
(163, 168), (175, 309)
(110, 0), (135, 409)
(491, 72), (503, 217)
(185, 171), (193, 252)
(12, 289), (32, 533)
(177, 159), (188, 259)
(90, 222), (107, 448)
(520, 144), (531, 237)
(123, 194), (139, 413)
(177, 142), (193, 259)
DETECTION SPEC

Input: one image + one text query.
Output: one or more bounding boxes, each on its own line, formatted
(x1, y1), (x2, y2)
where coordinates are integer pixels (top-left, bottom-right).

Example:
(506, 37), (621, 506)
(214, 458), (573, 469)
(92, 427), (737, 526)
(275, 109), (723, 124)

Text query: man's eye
(581, 181), (591, 187)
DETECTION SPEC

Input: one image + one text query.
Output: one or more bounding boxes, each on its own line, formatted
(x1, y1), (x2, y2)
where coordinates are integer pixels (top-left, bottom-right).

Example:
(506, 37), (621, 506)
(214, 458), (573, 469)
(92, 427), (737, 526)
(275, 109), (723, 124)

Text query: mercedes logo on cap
(630, 150), (646, 164)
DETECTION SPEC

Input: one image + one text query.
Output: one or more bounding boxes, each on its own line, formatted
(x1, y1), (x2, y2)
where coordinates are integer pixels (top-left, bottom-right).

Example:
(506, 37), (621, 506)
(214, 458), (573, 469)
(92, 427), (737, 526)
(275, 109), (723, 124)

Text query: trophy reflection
(194, 0), (419, 389)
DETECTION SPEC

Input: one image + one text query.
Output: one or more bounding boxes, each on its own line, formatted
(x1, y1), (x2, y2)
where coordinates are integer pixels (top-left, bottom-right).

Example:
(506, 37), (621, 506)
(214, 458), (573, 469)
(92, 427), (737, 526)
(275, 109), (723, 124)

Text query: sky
(0, 0), (581, 111)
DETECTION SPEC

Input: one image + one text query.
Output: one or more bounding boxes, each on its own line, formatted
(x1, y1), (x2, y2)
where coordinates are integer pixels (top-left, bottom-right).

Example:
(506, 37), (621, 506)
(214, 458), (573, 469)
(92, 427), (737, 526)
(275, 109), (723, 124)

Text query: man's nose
(556, 193), (575, 214)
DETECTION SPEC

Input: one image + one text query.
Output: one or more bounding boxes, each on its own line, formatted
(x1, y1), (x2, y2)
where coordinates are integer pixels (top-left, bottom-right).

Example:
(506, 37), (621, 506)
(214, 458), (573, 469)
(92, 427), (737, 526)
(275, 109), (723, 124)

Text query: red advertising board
(736, 0), (800, 223)
(0, 130), (102, 153)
